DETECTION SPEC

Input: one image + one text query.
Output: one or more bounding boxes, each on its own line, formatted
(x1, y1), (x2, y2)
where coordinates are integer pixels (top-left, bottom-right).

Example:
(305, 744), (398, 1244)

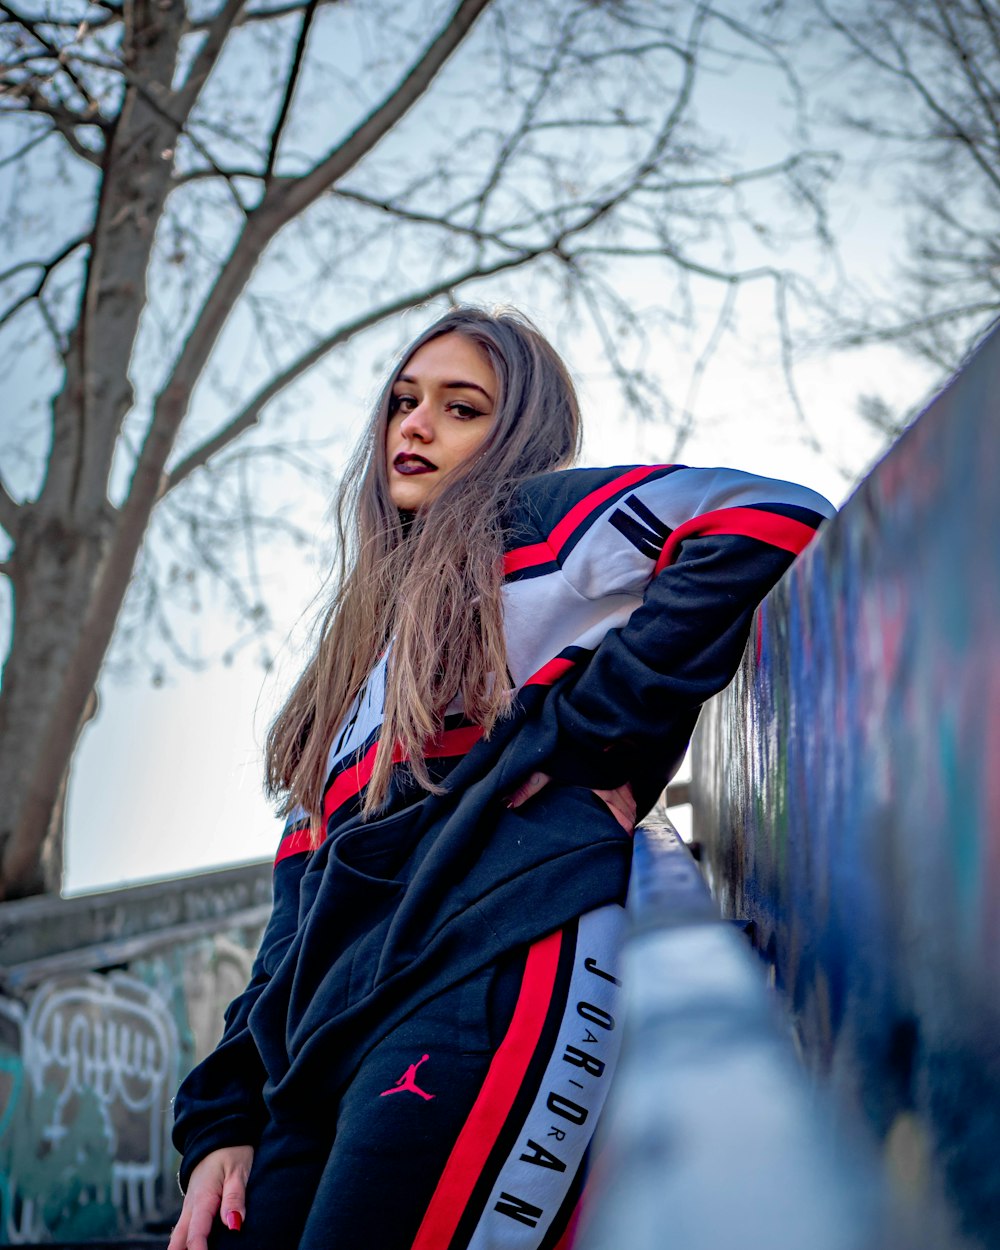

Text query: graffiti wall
(691, 324), (1000, 1249)
(0, 863), (270, 1243)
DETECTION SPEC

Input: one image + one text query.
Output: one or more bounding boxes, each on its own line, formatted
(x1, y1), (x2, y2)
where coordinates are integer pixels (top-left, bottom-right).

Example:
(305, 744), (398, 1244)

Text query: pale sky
(0, 3), (944, 894)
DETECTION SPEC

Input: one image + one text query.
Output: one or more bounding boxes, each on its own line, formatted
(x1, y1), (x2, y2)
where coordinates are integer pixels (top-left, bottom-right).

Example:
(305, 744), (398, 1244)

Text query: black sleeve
(530, 531), (807, 798)
(171, 834), (309, 1191)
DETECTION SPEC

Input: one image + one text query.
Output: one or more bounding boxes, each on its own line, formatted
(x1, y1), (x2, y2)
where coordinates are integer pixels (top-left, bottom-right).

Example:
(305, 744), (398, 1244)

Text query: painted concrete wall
(691, 324), (1000, 1250)
(0, 863), (271, 1244)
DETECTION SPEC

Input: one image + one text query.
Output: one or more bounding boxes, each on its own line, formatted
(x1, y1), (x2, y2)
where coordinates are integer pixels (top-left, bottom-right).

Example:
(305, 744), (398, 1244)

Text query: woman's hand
(508, 771), (637, 835)
(168, 1145), (254, 1250)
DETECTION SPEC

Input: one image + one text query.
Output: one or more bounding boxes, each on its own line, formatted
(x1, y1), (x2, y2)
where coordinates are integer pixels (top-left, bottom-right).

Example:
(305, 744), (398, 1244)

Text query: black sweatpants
(208, 903), (626, 1250)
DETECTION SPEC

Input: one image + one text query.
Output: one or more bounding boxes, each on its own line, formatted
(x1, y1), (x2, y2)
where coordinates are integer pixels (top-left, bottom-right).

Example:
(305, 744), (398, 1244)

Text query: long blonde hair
(265, 307), (582, 830)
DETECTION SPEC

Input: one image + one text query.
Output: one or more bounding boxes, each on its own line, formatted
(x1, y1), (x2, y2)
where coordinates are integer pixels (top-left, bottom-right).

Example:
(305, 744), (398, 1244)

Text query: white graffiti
(22, 972), (178, 1227)
(3, 1196), (43, 1247)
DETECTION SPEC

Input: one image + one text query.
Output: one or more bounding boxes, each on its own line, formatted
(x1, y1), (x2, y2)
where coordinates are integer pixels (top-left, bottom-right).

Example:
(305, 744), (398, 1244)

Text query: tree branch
(0, 121), (52, 169)
(36, 290), (67, 353)
(330, 184), (519, 251)
(264, 0), (318, 179)
(773, 273), (826, 459)
(59, 45), (253, 210)
(971, 0), (1000, 65)
(264, 0), (493, 220)
(649, 150), (836, 195)
(172, 164), (263, 185)
(0, 0), (101, 114)
(882, 30), (1000, 198)
(835, 302), (1000, 348)
(0, 233), (90, 329)
(574, 268), (676, 442)
(815, 0), (1000, 199)
(1, 78), (96, 124)
(672, 281), (740, 456)
(469, 6), (574, 230)
(43, 110), (103, 163)
(173, 0), (248, 120)
(570, 242), (778, 285)
(0, 4), (117, 25)
(548, 2), (708, 242)
(1, 76), (106, 162)
(927, 0), (1000, 157)
(184, 0), (340, 31)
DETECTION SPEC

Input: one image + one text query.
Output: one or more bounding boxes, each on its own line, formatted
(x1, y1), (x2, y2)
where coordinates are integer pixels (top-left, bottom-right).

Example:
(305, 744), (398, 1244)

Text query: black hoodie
(173, 463), (834, 1185)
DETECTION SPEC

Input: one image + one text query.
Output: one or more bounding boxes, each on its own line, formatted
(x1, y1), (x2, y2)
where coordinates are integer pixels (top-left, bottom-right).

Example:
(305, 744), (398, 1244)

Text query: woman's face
(386, 332), (497, 512)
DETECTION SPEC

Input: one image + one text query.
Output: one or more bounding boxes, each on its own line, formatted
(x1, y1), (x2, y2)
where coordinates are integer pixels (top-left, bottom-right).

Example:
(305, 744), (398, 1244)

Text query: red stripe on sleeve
(503, 541), (553, 575)
(410, 930), (564, 1250)
(652, 506), (819, 576)
(274, 826), (315, 866)
(549, 466), (662, 555)
(523, 656), (576, 687)
(504, 466), (669, 574)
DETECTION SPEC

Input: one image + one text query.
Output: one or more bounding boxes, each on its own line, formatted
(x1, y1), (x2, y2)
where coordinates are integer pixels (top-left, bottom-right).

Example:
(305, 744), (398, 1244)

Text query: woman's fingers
(592, 781), (637, 834)
(181, 1200), (217, 1250)
(166, 1193), (215, 1250)
(169, 1146), (253, 1249)
(166, 1209), (190, 1250)
(220, 1169), (248, 1231)
(507, 771), (552, 808)
(508, 773), (636, 834)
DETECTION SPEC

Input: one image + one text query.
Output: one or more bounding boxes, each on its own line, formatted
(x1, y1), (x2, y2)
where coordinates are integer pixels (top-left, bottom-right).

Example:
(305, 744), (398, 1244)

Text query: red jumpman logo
(379, 1054), (436, 1100)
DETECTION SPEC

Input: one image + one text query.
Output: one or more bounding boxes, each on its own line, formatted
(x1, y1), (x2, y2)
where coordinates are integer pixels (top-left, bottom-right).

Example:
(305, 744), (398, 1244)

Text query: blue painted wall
(692, 324), (1000, 1248)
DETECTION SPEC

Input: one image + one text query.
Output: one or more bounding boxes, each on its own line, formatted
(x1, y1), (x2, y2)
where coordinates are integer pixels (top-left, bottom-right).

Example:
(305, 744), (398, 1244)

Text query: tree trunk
(0, 512), (112, 897)
(0, 0), (191, 898)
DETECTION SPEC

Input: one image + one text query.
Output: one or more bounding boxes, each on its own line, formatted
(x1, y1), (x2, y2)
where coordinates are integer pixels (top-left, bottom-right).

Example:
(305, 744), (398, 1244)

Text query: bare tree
(0, 0), (830, 898)
(787, 0), (1000, 389)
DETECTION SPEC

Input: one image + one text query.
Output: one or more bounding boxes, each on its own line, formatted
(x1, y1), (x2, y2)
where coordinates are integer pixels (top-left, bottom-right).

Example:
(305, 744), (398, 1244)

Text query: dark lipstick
(393, 452), (436, 474)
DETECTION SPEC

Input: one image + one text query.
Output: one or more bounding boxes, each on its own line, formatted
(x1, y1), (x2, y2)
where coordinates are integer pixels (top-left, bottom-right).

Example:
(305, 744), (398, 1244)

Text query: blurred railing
(577, 819), (911, 1250)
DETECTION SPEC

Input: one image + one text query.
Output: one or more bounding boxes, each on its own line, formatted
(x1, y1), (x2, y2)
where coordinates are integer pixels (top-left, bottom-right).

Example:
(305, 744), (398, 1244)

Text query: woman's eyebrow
(444, 380), (494, 402)
(395, 374), (494, 403)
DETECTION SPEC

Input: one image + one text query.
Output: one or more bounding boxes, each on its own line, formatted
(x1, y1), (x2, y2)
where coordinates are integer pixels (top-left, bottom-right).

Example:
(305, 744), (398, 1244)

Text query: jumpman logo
(379, 1054), (436, 1101)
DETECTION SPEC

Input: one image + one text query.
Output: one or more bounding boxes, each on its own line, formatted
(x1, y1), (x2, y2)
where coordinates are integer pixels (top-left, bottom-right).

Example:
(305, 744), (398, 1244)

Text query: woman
(169, 306), (834, 1250)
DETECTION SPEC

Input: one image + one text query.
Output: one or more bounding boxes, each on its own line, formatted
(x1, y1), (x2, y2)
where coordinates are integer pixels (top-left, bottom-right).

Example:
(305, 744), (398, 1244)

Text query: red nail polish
(226, 1211), (243, 1232)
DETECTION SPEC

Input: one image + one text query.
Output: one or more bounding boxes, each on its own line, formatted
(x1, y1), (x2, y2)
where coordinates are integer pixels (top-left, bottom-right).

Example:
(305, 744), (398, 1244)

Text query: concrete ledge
(0, 860), (271, 971)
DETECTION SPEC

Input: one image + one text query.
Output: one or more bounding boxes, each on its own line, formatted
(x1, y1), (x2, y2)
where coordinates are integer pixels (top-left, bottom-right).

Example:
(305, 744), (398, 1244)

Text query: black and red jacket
(173, 463), (834, 1183)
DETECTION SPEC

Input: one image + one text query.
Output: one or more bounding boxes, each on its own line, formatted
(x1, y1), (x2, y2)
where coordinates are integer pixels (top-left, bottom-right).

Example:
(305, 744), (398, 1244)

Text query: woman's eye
(391, 394), (416, 413)
(450, 402), (484, 420)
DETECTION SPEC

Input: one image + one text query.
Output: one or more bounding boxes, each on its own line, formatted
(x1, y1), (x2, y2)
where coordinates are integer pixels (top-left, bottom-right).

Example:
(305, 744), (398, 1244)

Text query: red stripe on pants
(410, 930), (563, 1250)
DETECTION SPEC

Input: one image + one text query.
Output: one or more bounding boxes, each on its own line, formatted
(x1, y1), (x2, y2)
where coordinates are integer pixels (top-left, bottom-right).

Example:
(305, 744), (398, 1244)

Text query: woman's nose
(398, 402), (432, 441)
